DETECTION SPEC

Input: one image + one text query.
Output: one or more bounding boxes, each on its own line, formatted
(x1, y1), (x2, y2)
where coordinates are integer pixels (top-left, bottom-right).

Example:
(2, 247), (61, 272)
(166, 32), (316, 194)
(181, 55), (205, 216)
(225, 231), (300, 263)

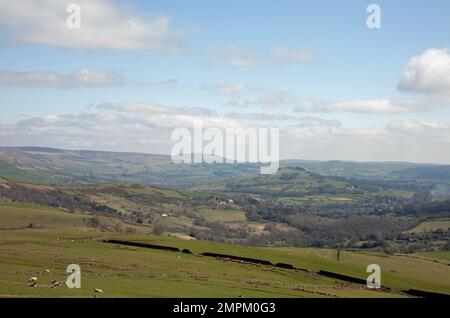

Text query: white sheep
(94, 288), (104, 298)
(48, 280), (63, 288)
(28, 277), (37, 287)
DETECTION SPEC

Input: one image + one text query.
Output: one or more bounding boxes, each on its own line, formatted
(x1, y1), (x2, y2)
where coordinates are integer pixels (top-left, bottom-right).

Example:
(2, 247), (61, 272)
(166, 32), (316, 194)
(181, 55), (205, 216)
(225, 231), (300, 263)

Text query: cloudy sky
(1, 0), (450, 163)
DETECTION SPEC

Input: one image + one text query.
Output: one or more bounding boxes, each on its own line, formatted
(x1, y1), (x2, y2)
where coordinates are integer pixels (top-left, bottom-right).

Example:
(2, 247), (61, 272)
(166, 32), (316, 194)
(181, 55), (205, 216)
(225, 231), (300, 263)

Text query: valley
(1, 147), (450, 297)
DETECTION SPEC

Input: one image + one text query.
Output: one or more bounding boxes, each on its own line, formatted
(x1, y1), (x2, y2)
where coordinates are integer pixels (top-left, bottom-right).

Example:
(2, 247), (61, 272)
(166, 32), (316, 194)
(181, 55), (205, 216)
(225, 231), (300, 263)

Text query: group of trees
(393, 198), (450, 217)
(0, 182), (119, 216)
(235, 196), (421, 248)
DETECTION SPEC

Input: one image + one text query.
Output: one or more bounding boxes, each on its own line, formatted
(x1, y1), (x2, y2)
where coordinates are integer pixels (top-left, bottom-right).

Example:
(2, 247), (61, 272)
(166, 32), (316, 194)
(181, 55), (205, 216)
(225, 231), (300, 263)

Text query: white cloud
(97, 102), (214, 117)
(95, 102), (245, 130)
(272, 47), (314, 62)
(215, 45), (265, 68)
(212, 87), (424, 113)
(297, 116), (342, 128)
(399, 48), (450, 96)
(283, 119), (450, 163)
(285, 117), (343, 139)
(0, 0), (188, 52)
(225, 112), (297, 121)
(386, 120), (449, 134)
(210, 84), (296, 108)
(0, 69), (122, 88)
(0, 103), (246, 153)
(258, 90), (295, 107)
(295, 99), (422, 113)
(207, 83), (249, 96)
(1, 108), (450, 164)
(214, 45), (315, 68)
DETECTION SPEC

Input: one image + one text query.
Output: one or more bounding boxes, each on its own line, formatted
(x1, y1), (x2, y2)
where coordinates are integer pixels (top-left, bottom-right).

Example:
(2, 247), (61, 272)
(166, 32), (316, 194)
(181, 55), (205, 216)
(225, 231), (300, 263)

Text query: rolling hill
(0, 146), (259, 188)
(0, 202), (449, 297)
(1, 147), (450, 297)
(282, 160), (450, 181)
(0, 203), (450, 297)
(2, 147), (450, 189)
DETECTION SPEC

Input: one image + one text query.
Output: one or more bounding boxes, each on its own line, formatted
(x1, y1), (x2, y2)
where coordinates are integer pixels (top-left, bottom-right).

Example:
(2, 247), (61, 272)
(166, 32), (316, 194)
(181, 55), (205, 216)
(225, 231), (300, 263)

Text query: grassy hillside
(204, 167), (412, 197)
(0, 203), (449, 297)
(407, 219), (450, 234)
(0, 160), (53, 184)
(195, 167), (414, 209)
(1, 150), (449, 297)
(122, 235), (450, 294)
(0, 147), (259, 188)
(281, 160), (418, 178)
(0, 175), (438, 251)
(418, 251), (450, 261)
(282, 160), (450, 182)
(2, 147), (450, 189)
(0, 202), (87, 229)
(0, 228), (386, 298)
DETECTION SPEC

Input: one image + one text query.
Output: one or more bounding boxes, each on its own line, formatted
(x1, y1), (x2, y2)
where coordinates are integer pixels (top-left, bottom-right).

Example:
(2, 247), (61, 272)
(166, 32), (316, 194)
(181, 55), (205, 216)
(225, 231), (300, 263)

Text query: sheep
(28, 277), (37, 287)
(44, 269), (50, 273)
(50, 281), (62, 288)
(93, 288), (104, 298)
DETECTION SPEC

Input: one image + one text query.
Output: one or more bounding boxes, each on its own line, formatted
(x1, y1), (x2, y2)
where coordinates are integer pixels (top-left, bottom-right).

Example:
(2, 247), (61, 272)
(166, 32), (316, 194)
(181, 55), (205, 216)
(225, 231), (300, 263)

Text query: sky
(0, 0), (450, 163)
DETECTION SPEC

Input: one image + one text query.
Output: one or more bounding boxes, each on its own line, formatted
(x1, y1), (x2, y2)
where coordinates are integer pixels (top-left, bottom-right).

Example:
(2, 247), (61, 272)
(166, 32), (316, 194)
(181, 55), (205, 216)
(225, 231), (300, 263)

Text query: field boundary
(104, 239), (450, 298)
(105, 239), (180, 252)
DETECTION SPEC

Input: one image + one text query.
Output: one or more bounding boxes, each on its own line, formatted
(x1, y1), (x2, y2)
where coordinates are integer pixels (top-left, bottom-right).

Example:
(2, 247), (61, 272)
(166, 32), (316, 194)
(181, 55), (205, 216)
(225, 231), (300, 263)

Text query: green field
(123, 235), (450, 295)
(0, 202), (89, 229)
(207, 167), (415, 204)
(0, 160), (53, 184)
(196, 207), (247, 223)
(418, 251), (450, 261)
(1, 202), (449, 298)
(407, 219), (450, 234)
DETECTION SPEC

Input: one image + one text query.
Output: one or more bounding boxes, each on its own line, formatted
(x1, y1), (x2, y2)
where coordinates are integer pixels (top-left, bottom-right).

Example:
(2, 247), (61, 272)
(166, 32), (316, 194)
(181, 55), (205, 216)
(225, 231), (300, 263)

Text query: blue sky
(0, 0), (450, 163)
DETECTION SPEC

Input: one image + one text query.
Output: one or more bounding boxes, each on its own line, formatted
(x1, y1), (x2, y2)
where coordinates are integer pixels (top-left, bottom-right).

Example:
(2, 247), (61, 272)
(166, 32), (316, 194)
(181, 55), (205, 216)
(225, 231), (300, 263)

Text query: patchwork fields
(0, 202), (449, 298)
